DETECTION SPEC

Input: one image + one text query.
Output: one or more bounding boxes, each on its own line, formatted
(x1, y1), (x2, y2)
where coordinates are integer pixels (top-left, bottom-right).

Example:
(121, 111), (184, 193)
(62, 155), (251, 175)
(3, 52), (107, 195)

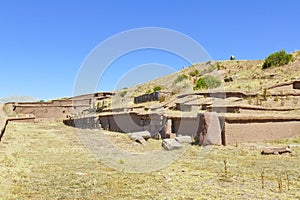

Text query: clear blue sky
(0, 0), (299, 100)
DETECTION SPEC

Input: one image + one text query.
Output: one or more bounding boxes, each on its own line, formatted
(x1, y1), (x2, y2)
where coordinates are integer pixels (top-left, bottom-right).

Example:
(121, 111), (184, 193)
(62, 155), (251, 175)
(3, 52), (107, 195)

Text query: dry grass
(108, 52), (300, 113)
(0, 122), (300, 199)
(113, 52), (300, 109)
(103, 130), (163, 152)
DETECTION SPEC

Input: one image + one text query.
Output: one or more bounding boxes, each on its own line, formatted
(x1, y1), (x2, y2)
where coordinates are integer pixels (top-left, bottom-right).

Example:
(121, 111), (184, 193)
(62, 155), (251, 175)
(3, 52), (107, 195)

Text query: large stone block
(162, 139), (182, 150)
(293, 81), (300, 89)
(197, 112), (222, 146)
(134, 136), (147, 145)
(175, 135), (192, 143)
(129, 131), (151, 140)
(203, 112), (222, 145)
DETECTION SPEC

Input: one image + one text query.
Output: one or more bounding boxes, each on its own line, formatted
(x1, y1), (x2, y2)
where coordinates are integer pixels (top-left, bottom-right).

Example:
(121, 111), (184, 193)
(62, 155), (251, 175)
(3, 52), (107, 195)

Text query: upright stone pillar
(203, 112), (222, 145)
(165, 119), (176, 139)
(166, 119), (172, 135)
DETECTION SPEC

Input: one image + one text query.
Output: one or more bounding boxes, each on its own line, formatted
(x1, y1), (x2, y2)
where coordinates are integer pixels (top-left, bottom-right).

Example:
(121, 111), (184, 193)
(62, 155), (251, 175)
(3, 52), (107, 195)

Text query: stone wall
(8, 99), (90, 119)
(14, 105), (74, 119)
(0, 119), (8, 141)
(171, 116), (201, 137)
(224, 121), (300, 145)
(63, 110), (300, 146)
(99, 113), (165, 135)
(134, 91), (172, 104)
(0, 115), (35, 141)
(175, 104), (195, 112)
(293, 81), (300, 89)
(63, 116), (98, 129)
(5, 93), (113, 120)
(171, 113), (223, 145)
(134, 92), (159, 104)
(100, 113), (144, 133)
(64, 113), (167, 137)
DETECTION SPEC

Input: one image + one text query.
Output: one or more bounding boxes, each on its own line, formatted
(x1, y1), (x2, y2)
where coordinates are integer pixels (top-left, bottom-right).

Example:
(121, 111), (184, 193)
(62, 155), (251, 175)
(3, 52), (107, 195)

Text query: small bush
(159, 95), (166, 103)
(172, 86), (181, 94)
(189, 69), (199, 77)
(247, 97), (253, 105)
(174, 74), (188, 84)
(201, 64), (216, 74)
(153, 86), (162, 92)
(262, 50), (292, 69)
(120, 90), (127, 97)
(194, 75), (221, 90)
(216, 63), (226, 70)
(145, 89), (152, 94)
(262, 88), (268, 101)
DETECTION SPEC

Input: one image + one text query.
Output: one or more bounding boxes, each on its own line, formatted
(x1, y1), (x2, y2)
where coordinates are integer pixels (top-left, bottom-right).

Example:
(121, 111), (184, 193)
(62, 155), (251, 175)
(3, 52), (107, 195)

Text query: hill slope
(113, 51), (300, 102)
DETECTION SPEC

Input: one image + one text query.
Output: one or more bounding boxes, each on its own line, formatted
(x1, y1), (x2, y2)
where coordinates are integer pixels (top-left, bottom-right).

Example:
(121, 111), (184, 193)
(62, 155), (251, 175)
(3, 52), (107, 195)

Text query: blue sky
(0, 0), (299, 100)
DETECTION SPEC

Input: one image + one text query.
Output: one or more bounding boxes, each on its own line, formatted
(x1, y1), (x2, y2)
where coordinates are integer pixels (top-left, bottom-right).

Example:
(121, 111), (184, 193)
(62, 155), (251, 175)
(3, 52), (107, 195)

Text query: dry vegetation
(1, 122), (300, 199)
(111, 51), (300, 111)
(1, 50), (300, 199)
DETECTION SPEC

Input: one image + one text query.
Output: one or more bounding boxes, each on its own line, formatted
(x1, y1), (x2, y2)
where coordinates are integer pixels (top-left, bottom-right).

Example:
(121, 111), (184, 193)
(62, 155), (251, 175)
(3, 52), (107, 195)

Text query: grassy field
(0, 121), (300, 199)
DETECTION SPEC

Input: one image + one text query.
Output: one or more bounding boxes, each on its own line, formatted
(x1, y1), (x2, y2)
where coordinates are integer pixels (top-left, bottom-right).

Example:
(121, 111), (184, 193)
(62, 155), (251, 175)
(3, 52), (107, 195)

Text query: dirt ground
(0, 121), (300, 199)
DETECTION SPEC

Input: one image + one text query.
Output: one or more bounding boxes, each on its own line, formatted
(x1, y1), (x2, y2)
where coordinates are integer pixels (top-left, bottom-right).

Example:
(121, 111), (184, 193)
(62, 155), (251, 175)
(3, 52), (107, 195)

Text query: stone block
(162, 139), (182, 150)
(203, 112), (222, 145)
(175, 135), (192, 143)
(129, 131), (151, 140)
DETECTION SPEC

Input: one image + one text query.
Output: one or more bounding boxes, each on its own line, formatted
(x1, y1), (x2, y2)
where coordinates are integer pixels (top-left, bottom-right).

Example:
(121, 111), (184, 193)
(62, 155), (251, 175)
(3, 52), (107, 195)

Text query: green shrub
(145, 89), (152, 94)
(262, 50), (292, 69)
(189, 69), (199, 77)
(120, 90), (127, 97)
(174, 74), (188, 84)
(153, 86), (162, 92)
(194, 75), (221, 90)
(216, 63), (226, 70)
(201, 64), (216, 74)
